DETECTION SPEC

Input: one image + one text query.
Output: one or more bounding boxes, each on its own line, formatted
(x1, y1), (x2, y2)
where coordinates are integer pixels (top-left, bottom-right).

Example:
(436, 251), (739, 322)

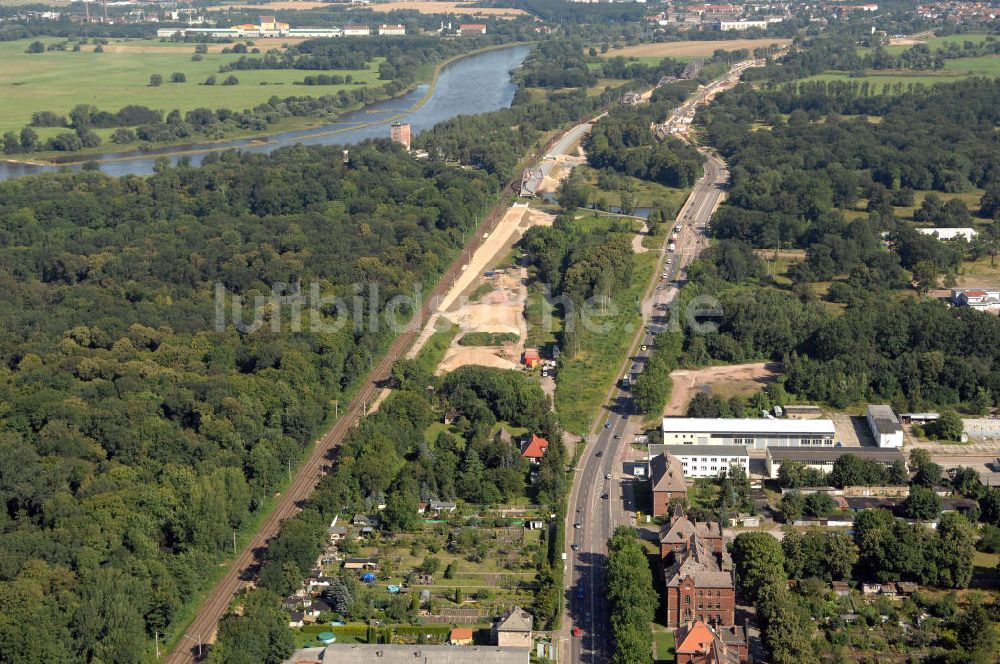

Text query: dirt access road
(663, 362), (781, 415)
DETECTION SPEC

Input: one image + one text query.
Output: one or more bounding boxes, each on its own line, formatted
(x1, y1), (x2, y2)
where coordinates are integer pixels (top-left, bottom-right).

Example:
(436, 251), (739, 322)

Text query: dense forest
(682, 237), (1000, 411)
(701, 78), (1000, 251)
(0, 143), (498, 661)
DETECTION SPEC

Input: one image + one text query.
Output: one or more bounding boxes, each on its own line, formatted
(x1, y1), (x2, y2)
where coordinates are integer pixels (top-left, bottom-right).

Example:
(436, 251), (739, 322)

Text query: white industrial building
(649, 444), (750, 478)
(661, 418), (836, 449)
(765, 447), (906, 480)
(866, 404), (903, 448)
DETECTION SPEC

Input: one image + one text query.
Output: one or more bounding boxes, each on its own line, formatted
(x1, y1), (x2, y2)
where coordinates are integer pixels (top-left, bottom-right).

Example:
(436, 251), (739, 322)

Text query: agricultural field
(600, 38), (792, 61)
(0, 37), (384, 137)
(802, 54), (1000, 88)
(882, 32), (994, 56)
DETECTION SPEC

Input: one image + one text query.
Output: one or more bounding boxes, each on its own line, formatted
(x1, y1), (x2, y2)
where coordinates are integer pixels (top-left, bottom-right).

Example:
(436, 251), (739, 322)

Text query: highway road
(561, 80), (734, 664)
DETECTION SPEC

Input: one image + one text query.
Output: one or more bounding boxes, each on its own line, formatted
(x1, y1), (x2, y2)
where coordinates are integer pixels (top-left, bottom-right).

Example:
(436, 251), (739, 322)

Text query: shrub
(149, 74), (163, 87)
(170, 72), (186, 83)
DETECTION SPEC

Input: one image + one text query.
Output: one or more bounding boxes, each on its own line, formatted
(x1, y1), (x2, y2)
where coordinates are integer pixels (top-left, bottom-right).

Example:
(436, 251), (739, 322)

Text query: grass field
(803, 54), (1000, 88)
(601, 38), (792, 60)
(0, 37), (384, 136)
(653, 625), (676, 664)
(882, 32), (994, 56)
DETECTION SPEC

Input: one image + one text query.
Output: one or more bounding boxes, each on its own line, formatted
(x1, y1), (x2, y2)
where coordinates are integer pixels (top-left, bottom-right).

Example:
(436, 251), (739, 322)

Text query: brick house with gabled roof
(650, 453), (688, 516)
(492, 606), (532, 647)
(660, 506), (724, 559)
(520, 434), (549, 464)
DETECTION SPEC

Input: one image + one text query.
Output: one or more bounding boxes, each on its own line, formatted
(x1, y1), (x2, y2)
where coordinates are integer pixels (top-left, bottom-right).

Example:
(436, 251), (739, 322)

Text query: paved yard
(830, 413), (875, 448)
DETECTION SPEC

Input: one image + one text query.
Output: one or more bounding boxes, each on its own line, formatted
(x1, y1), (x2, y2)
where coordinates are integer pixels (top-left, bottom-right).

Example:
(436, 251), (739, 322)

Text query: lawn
(0, 37), (385, 135)
(554, 246), (657, 435)
(652, 625), (676, 664)
(411, 320), (459, 377)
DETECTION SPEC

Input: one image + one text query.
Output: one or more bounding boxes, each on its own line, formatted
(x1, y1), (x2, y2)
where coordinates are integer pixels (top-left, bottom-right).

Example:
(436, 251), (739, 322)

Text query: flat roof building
(765, 446), (906, 480)
(662, 418), (836, 450)
(867, 404), (903, 448)
(649, 444), (749, 479)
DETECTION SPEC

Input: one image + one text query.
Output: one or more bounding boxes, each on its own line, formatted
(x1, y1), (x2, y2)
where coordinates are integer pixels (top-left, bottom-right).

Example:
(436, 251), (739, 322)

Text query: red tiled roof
(521, 434), (549, 458)
(676, 620), (716, 655)
(460, 23), (487, 29)
(450, 627), (474, 641)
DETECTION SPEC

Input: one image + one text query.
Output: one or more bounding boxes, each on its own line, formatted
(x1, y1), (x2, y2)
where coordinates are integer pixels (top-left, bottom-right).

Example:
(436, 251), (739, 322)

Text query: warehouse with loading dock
(661, 418), (836, 449)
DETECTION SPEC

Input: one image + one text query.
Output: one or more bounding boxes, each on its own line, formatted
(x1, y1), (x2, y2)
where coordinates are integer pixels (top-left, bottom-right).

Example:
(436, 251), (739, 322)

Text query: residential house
(520, 434), (549, 464)
(492, 606), (533, 648)
(650, 452), (687, 517)
(450, 627), (474, 645)
(429, 500), (458, 513)
(675, 620), (748, 664)
(352, 514), (378, 528)
(831, 580), (850, 596)
(289, 610), (305, 628)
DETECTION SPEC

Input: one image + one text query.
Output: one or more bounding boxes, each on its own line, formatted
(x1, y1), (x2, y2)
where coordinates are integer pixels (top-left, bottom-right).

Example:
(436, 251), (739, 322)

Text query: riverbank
(4, 41), (534, 168)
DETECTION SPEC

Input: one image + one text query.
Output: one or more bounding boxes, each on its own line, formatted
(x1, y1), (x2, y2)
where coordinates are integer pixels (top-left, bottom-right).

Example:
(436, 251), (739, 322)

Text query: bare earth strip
(663, 362), (782, 416)
(606, 39), (792, 59)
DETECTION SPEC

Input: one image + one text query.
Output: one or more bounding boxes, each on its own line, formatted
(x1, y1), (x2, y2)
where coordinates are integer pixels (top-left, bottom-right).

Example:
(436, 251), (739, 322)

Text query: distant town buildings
(343, 24), (372, 36)
(378, 23), (406, 36)
(157, 15), (345, 38)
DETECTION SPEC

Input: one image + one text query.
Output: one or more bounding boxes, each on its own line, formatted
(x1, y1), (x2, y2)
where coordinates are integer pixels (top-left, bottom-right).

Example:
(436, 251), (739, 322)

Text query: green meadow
(803, 54), (1000, 89)
(0, 38), (384, 137)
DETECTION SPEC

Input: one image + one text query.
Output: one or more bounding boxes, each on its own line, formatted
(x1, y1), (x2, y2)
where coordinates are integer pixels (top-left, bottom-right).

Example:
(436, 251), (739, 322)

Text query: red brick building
(660, 508), (723, 559)
(650, 452), (687, 517)
(661, 510), (734, 629)
(675, 620), (748, 664)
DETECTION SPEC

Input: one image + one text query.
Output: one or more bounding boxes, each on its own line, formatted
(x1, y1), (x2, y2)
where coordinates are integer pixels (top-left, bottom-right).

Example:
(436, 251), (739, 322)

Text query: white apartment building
(649, 444), (750, 478)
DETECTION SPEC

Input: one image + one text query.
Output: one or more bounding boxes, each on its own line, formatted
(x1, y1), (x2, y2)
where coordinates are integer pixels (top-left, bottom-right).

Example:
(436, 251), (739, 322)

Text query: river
(0, 43), (532, 181)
